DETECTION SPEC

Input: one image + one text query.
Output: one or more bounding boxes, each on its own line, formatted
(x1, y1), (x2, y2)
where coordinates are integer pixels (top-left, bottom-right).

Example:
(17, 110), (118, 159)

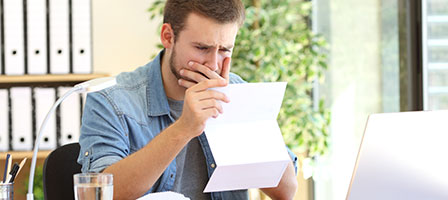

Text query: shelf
(428, 15), (448, 23)
(427, 39), (448, 46)
(428, 86), (448, 95)
(0, 73), (109, 83)
(0, 151), (52, 160)
(428, 63), (448, 70)
(0, 74), (109, 88)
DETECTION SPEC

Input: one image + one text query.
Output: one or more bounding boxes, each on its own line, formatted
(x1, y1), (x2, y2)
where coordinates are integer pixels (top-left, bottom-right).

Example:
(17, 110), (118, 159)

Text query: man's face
(168, 13), (239, 82)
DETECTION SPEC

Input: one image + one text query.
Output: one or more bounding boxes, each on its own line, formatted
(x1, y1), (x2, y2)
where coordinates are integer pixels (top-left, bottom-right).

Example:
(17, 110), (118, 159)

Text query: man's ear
(161, 23), (175, 49)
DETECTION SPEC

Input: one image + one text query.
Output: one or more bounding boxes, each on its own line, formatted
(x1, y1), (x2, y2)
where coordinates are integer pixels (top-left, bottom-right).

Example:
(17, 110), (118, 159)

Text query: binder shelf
(0, 73), (109, 152)
(0, 74), (109, 88)
(0, 151), (51, 160)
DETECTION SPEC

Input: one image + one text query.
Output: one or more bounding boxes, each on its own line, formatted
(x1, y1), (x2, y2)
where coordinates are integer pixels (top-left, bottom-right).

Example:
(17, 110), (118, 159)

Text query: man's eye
(196, 46), (208, 50)
(220, 49), (231, 52)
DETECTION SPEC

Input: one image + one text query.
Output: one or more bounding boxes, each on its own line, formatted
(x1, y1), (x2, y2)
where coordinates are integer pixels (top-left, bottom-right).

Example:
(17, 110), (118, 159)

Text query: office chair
(43, 143), (82, 200)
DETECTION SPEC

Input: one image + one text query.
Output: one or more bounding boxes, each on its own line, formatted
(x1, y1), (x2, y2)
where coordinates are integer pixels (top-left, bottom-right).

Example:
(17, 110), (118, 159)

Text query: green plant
(148, 0), (330, 158)
(23, 165), (44, 200)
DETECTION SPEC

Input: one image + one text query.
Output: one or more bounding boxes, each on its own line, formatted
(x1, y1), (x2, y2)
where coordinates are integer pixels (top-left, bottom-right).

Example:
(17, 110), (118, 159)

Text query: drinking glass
(73, 173), (113, 200)
(0, 182), (13, 200)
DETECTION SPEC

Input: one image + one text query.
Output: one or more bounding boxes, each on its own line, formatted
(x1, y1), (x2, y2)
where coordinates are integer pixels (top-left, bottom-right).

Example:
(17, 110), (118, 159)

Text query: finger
(180, 68), (209, 83)
(199, 99), (224, 114)
(191, 79), (227, 92)
(188, 61), (222, 80)
(178, 78), (196, 89)
(204, 108), (220, 119)
(196, 90), (230, 103)
(220, 57), (231, 83)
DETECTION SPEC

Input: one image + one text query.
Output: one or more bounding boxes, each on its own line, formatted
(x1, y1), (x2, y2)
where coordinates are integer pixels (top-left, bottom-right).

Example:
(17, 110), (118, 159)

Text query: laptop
(346, 110), (448, 200)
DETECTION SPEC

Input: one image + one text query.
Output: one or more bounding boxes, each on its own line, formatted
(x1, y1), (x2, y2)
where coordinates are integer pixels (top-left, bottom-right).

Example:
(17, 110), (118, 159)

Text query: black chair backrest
(43, 143), (82, 200)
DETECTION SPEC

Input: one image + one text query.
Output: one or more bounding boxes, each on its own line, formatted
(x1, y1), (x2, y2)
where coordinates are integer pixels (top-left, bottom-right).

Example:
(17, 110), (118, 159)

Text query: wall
(92, 0), (162, 75)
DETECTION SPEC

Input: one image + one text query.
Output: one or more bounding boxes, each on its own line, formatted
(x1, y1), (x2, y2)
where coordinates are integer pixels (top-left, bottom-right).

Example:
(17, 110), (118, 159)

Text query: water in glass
(74, 183), (113, 200)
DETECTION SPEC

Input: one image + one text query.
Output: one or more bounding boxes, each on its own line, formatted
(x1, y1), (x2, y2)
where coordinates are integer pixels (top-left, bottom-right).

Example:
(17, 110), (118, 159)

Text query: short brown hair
(163, 0), (245, 38)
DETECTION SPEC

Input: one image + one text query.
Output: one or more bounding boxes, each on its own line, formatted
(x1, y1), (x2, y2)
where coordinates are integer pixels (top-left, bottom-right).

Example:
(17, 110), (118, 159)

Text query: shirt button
(211, 163), (216, 168)
(170, 174), (174, 178)
(84, 151), (89, 156)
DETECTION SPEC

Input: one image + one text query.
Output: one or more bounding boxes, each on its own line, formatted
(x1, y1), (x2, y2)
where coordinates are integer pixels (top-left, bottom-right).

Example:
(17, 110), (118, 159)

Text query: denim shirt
(77, 51), (298, 199)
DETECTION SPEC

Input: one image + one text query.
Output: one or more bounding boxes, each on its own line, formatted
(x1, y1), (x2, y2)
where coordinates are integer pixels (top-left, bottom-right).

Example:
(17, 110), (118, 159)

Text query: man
(78, 0), (298, 199)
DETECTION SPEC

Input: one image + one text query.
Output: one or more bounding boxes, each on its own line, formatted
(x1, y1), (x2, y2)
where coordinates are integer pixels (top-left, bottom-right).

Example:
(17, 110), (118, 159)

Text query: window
(312, 0), (407, 199)
(422, 0), (448, 110)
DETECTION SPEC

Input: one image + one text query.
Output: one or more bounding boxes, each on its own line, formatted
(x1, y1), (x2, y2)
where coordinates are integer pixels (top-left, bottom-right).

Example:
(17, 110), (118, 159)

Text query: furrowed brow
(192, 42), (213, 48)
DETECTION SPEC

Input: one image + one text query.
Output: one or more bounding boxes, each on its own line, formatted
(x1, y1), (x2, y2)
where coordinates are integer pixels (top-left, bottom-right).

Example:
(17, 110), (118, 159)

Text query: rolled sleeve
(77, 91), (130, 173)
(88, 156), (123, 173)
(286, 147), (298, 174)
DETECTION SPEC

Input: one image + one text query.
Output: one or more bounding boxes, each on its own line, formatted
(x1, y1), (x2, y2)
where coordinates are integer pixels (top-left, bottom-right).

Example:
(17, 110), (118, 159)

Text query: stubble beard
(169, 45), (183, 81)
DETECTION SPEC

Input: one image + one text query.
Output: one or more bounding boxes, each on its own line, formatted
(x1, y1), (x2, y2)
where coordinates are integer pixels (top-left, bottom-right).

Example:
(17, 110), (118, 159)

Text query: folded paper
(204, 82), (291, 192)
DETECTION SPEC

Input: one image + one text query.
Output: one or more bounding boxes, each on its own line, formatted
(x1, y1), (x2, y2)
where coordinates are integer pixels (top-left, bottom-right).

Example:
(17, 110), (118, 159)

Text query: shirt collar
(147, 50), (171, 117)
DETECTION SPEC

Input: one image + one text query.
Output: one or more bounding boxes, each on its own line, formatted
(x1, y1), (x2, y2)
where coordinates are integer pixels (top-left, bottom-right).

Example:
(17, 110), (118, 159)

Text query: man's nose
(203, 51), (219, 71)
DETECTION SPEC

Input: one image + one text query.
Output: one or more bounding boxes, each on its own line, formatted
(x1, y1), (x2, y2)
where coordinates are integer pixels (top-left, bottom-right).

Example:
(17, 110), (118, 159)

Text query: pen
(7, 163), (19, 183)
(15, 158), (27, 180)
(2, 154), (10, 183)
(4, 154), (12, 183)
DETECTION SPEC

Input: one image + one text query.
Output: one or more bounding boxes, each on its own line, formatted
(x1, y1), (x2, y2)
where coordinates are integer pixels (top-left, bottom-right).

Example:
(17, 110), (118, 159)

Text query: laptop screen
(346, 111), (448, 200)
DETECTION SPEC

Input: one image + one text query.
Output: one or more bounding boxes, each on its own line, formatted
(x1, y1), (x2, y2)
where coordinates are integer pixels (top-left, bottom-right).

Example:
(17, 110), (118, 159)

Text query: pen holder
(0, 182), (13, 200)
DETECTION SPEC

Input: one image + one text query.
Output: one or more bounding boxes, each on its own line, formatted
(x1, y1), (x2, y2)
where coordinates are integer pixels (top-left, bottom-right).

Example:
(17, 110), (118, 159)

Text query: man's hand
(176, 79), (230, 138)
(178, 57), (231, 88)
(175, 57), (232, 138)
